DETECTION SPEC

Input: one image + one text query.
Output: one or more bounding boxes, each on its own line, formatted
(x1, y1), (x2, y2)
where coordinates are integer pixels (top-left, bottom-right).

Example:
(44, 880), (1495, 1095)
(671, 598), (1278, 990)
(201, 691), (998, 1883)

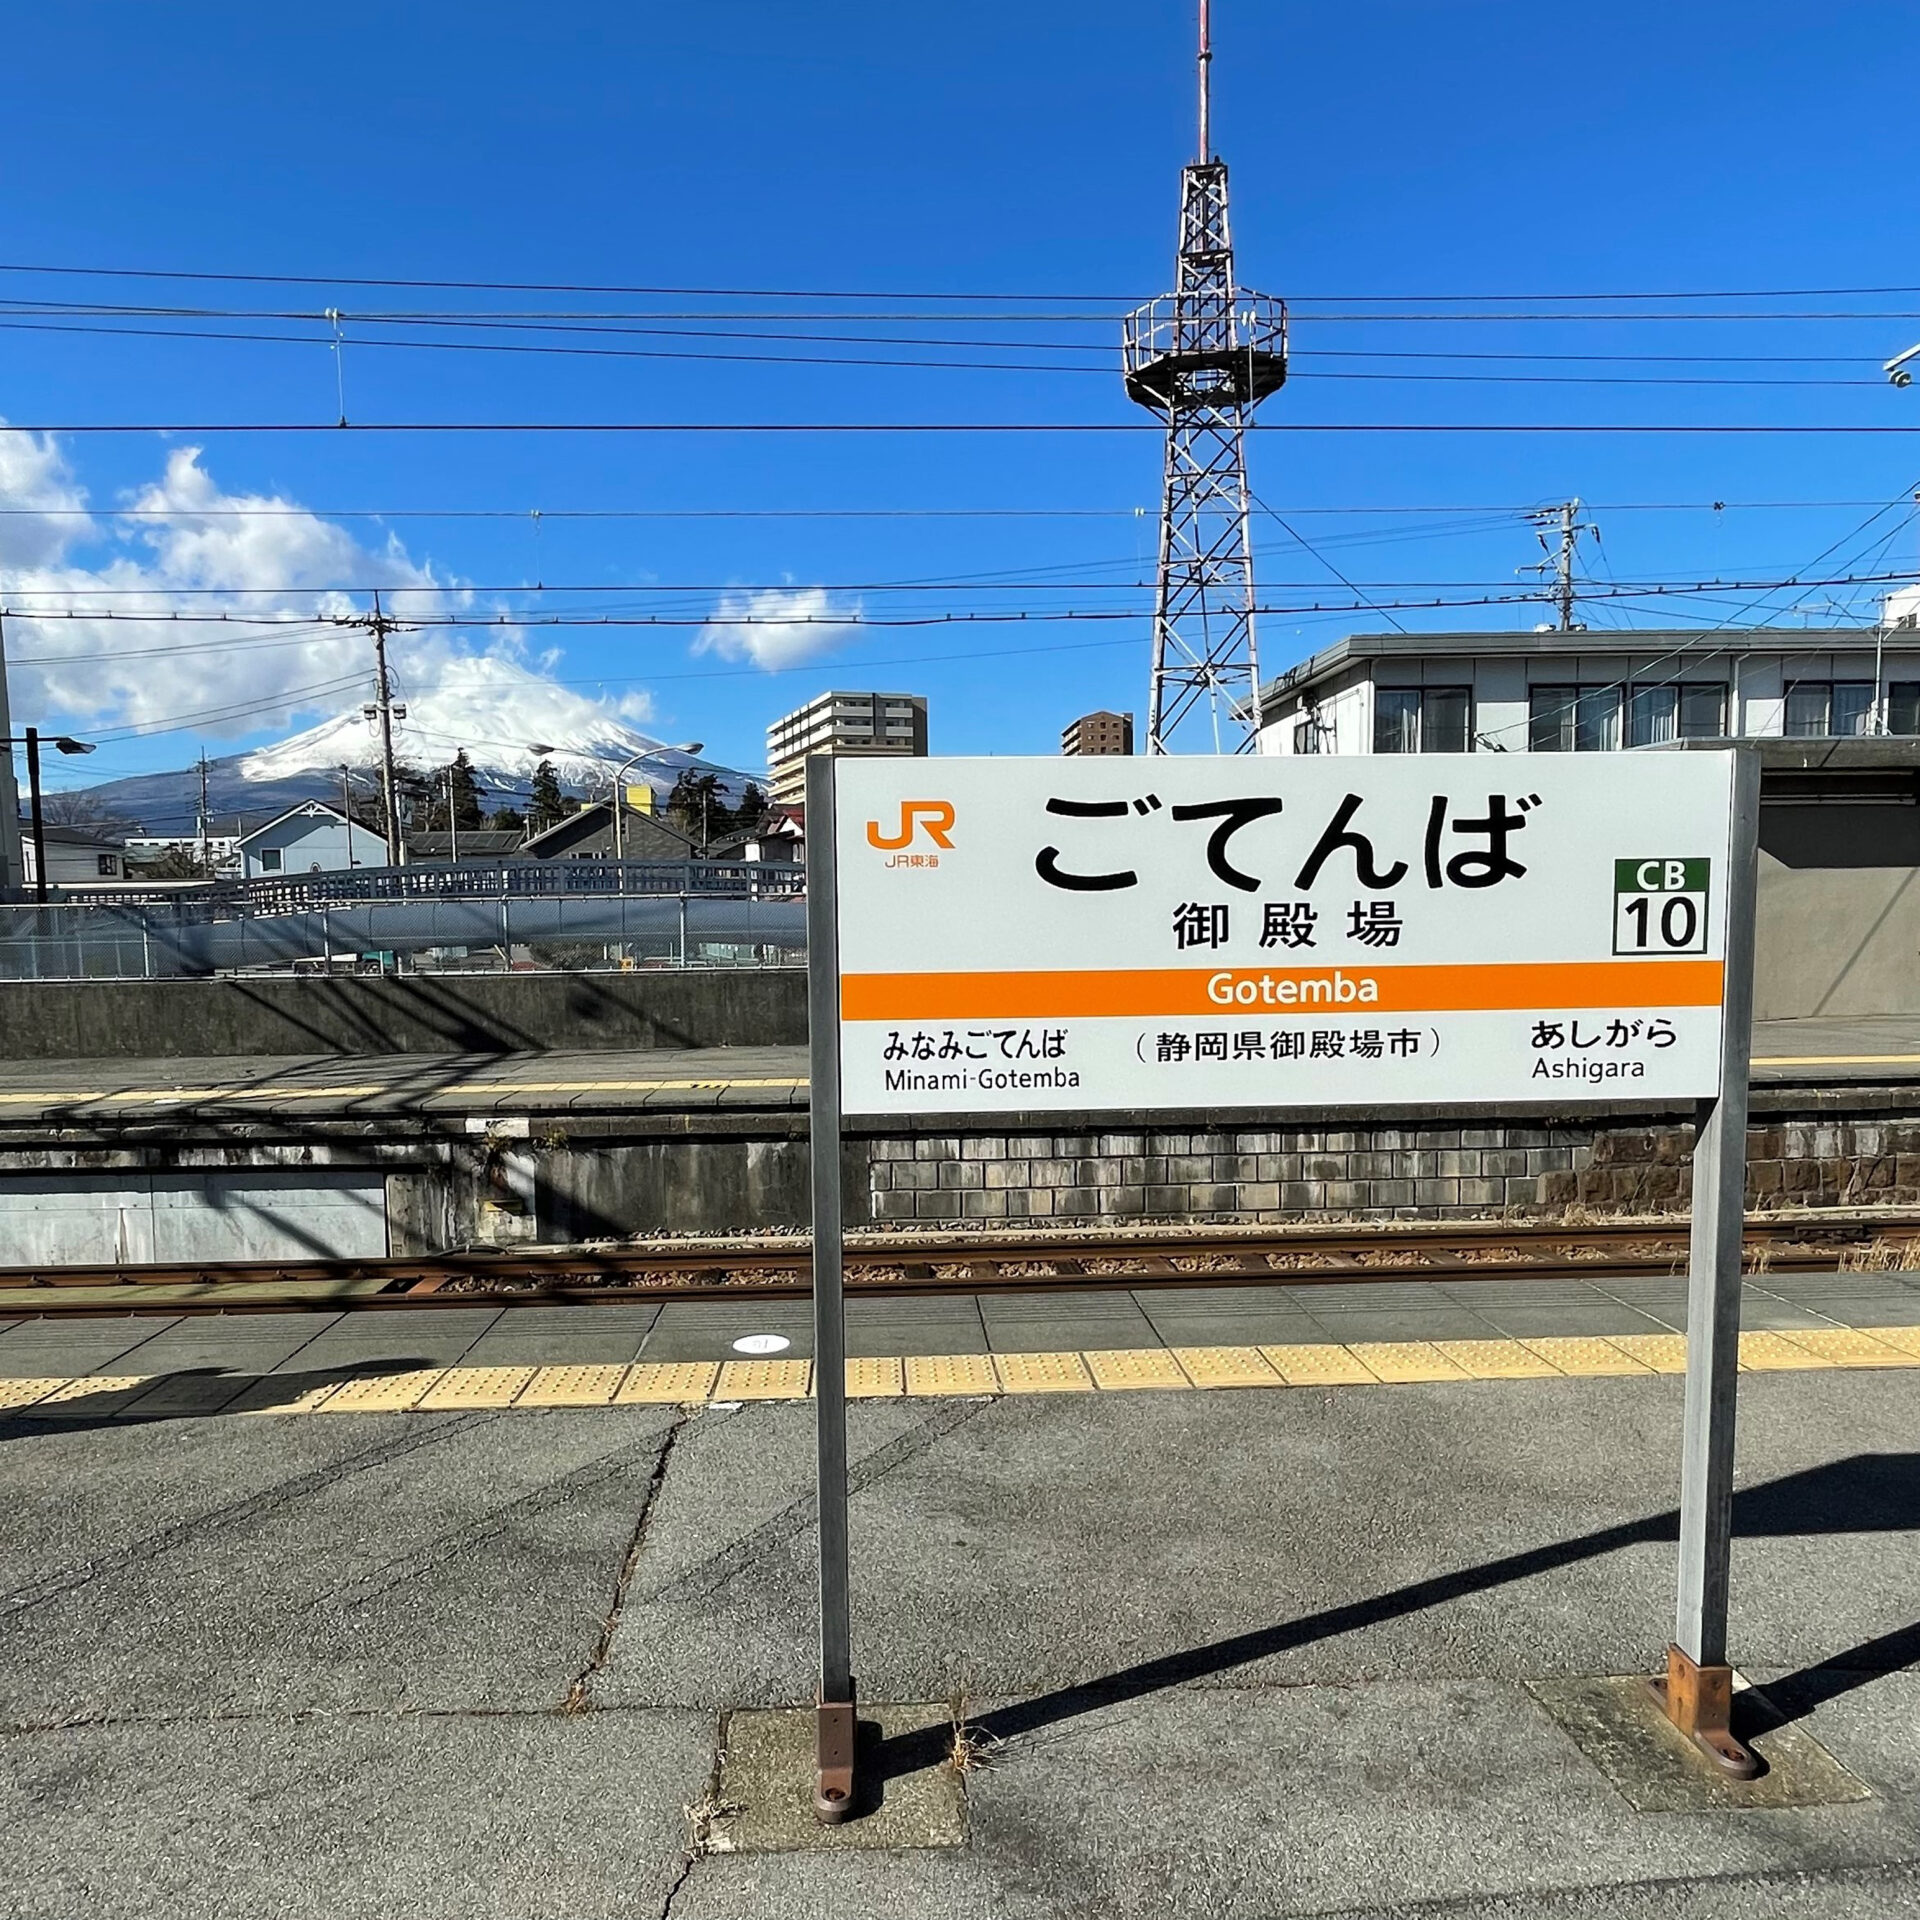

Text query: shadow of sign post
(804, 745), (1764, 1818)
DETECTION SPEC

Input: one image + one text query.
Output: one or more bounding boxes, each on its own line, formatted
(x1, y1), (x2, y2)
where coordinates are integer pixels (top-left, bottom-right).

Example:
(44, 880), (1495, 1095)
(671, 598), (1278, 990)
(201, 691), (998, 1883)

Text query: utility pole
(355, 593), (407, 867)
(25, 729), (46, 905)
(195, 749), (212, 876)
(1532, 499), (1599, 632)
(0, 611), (24, 897)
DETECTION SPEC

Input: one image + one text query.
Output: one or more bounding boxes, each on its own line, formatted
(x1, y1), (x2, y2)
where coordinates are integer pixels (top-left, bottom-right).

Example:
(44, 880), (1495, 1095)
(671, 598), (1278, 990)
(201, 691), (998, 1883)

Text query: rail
(4, 1216), (1909, 1313)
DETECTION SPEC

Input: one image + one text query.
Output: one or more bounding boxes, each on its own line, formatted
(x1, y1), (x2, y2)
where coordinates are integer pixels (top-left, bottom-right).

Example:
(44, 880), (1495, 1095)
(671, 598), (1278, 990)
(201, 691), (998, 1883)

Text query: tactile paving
(616, 1361), (723, 1404)
(993, 1350), (1094, 1393)
(1346, 1340), (1470, 1383)
(1519, 1337), (1652, 1377)
(230, 1375), (353, 1415)
(1604, 1334), (1688, 1373)
(1259, 1343), (1380, 1386)
(1432, 1339), (1561, 1379)
(1737, 1331), (1830, 1371)
(312, 1368), (446, 1413)
(417, 1365), (538, 1410)
(0, 1377), (65, 1410)
(903, 1353), (999, 1397)
(1863, 1324), (1920, 1358)
(1083, 1347), (1188, 1390)
(1775, 1328), (1914, 1369)
(30, 1375), (154, 1415)
(844, 1357), (906, 1399)
(1169, 1345), (1284, 1389)
(715, 1358), (812, 1400)
(514, 1363), (628, 1407)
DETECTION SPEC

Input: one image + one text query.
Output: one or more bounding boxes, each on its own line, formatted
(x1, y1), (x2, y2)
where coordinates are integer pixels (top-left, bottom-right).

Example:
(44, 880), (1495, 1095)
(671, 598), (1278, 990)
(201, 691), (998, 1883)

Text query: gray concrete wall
(1754, 839), (1920, 1022)
(0, 968), (808, 1060)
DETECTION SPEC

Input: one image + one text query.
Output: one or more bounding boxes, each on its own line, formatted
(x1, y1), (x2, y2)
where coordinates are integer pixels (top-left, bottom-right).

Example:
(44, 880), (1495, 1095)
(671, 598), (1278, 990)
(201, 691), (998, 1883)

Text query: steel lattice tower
(1125, 0), (1285, 753)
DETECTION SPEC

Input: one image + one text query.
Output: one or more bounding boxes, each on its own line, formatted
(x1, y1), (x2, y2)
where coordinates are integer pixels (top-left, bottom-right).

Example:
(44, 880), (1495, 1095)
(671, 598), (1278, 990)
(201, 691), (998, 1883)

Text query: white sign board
(829, 753), (1737, 1116)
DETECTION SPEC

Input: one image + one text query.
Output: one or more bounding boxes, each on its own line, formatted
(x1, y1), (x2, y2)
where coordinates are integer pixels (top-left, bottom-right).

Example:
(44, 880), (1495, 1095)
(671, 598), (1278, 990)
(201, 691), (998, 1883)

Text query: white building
(235, 801), (388, 880)
(21, 825), (126, 887)
(766, 691), (928, 809)
(1257, 628), (1920, 756)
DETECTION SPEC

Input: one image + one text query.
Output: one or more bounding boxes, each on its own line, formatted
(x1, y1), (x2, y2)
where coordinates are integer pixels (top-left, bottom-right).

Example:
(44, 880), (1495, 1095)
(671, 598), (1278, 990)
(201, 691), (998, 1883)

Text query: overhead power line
(18, 421), (1920, 436)
(0, 499), (1894, 521)
(0, 315), (1891, 386)
(9, 259), (1920, 302)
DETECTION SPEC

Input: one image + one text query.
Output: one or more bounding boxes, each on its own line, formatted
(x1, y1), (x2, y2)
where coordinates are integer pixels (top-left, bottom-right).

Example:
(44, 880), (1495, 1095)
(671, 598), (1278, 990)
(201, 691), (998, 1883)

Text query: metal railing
(27, 856), (805, 919)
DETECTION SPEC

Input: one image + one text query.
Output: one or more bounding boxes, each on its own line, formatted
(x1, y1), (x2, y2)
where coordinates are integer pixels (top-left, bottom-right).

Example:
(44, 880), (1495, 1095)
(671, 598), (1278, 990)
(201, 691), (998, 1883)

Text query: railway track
(1, 1214), (1915, 1315)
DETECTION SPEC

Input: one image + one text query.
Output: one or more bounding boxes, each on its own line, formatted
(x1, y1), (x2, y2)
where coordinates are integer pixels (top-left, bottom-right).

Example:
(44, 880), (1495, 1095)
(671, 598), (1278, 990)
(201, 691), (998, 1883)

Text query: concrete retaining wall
(0, 1091), (1912, 1253)
(0, 968), (808, 1060)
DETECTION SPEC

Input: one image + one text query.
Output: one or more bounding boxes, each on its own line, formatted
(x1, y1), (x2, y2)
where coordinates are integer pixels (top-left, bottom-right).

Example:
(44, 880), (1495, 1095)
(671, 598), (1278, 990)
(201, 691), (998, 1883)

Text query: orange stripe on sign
(841, 959), (1724, 1022)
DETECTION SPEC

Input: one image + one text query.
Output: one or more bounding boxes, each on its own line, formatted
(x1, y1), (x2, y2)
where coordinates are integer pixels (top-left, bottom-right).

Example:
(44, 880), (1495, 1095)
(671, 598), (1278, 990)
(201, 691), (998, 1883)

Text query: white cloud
(0, 428), (486, 741)
(693, 584), (863, 671)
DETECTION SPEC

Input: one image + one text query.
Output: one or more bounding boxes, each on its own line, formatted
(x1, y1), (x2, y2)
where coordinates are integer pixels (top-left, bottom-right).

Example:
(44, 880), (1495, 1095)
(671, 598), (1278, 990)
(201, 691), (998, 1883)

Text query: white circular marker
(731, 1333), (792, 1356)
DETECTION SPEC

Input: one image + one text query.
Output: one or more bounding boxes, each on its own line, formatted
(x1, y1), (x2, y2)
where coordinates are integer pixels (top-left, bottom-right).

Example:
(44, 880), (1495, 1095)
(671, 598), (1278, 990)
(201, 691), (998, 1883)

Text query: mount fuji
(51, 654), (749, 839)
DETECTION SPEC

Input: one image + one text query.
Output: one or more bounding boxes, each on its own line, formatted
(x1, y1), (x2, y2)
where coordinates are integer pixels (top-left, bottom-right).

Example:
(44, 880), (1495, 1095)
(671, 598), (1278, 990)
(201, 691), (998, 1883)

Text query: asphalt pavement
(2, 1358), (1918, 1918)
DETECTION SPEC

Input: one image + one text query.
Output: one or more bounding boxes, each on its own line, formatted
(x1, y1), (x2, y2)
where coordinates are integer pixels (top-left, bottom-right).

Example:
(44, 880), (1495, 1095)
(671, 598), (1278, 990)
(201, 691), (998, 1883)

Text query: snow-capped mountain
(47, 654), (746, 838)
(237, 651), (701, 796)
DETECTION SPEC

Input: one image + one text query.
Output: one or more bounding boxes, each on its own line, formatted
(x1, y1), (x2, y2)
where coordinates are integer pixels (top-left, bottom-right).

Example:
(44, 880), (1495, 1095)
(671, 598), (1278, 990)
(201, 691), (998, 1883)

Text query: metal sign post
(1654, 745), (1762, 1775)
(806, 750), (1754, 1815)
(805, 756), (856, 1823)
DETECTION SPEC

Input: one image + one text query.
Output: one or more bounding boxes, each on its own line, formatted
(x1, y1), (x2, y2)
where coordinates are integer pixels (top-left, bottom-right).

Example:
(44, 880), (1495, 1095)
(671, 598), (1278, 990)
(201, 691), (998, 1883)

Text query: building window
(1626, 682), (1727, 746)
(1530, 684), (1621, 752)
(96, 853), (117, 877)
(259, 848), (284, 872)
(1784, 680), (1875, 737)
(1679, 683), (1728, 739)
(1291, 718), (1321, 755)
(1889, 683), (1920, 736)
(1374, 686), (1472, 753)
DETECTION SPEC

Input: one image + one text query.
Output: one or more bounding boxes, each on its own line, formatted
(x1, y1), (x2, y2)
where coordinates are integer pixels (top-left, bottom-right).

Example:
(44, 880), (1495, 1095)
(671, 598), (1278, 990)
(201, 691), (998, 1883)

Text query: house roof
(519, 800), (698, 857)
(28, 824), (124, 851)
(233, 799), (363, 849)
(405, 830), (524, 859)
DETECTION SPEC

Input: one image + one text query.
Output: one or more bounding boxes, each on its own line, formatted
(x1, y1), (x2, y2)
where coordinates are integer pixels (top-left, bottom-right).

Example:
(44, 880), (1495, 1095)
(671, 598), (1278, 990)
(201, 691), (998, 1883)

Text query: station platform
(1, 1281), (1916, 1917)
(2, 1264), (1919, 1419)
(0, 1013), (1917, 1123)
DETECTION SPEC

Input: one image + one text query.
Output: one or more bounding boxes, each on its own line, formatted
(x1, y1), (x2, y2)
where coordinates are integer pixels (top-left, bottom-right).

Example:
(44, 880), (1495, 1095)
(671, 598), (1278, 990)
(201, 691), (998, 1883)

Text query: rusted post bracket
(814, 1694), (857, 1823)
(1649, 1643), (1760, 1778)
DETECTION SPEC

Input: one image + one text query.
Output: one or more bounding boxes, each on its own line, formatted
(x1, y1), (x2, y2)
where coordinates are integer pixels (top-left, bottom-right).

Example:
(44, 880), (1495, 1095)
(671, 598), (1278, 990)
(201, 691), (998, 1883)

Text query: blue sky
(4, 0), (1920, 791)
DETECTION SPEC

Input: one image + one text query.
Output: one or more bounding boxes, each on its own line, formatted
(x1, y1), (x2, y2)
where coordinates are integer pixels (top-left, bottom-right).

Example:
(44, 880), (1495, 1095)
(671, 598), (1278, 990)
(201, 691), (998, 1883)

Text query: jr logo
(866, 801), (955, 851)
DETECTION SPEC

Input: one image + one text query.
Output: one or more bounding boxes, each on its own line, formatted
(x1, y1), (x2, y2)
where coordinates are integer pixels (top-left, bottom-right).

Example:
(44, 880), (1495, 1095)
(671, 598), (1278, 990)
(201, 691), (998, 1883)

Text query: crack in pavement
(0, 1412), (500, 1622)
(562, 1411), (688, 1714)
(661, 1710), (730, 1920)
(643, 1396), (996, 1607)
(318, 1422), (683, 1611)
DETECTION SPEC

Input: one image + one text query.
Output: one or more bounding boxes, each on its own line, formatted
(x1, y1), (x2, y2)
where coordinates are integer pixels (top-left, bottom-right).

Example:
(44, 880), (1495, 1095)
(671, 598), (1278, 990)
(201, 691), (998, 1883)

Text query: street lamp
(4, 728), (95, 903)
(610, 743), (703, 862)
(335, 763), (384, 869)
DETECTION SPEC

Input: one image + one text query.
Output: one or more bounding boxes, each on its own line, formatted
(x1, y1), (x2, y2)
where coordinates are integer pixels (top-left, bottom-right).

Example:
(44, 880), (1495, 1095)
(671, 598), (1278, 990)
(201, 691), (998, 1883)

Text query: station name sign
(829, 754), (1737, 1116)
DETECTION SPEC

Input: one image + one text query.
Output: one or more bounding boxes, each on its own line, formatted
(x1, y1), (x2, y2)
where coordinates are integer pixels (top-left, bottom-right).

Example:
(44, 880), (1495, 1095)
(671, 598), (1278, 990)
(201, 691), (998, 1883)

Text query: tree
(486, 805), (526, 835)
(424, 750), (486, 832)
(127, 845), (207, 881)
(666, 768), (724, 848)
(42, 792), (139, 840)
(527, 759), (576, 835)
(733, 780), (770, 832)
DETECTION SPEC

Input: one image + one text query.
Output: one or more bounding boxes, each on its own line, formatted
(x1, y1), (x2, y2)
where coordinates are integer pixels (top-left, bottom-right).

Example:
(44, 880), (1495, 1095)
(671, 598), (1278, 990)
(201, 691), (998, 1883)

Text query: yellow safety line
(1751, 1053), (1920, 1067)
(6, 1327), (1919, 1421)
(0, 1077), (809, 1105)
